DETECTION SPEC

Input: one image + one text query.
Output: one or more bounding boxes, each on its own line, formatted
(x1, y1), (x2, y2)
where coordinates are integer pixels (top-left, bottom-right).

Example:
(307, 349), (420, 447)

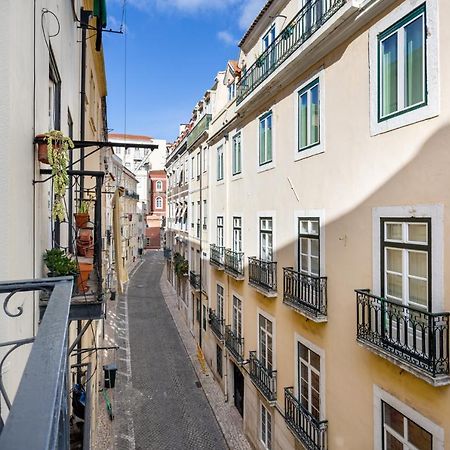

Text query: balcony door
(301, 0), (323, 36)
(298, 218), (320, 276)
(232, 295), (242, 338)
(262, 25), (276, 69)
(233, 217), (242, 253)
(258, 314), (273, 371)
(260, 218), (273, 262)
(217, 216), (224, 247)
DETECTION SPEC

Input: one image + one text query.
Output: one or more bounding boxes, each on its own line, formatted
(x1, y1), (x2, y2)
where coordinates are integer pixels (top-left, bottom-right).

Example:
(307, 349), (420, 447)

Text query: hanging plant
(173, 252), (189, 277)
(45, 130), (74, 222)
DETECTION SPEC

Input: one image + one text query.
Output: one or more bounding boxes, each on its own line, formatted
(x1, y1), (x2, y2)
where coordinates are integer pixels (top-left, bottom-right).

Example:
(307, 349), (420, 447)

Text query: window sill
(294, 145), (324, 162)
(231, 173), (243, 181)
(257, 162), (275, 174)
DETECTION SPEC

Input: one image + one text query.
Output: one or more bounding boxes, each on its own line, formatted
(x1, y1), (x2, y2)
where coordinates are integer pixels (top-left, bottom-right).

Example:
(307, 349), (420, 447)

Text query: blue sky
(104, 0), (266, 142)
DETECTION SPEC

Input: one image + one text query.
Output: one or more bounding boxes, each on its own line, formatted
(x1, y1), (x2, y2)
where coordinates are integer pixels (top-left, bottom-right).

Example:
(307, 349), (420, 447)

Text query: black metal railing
(187, 114), (212, 149)
(249, 351), (277, 402)
(236, 0), (346, 104)
(356, 289), (450, 378)
(196, 220), (201, 239)
(163, 247), (172, 259)
(224, 249), (244, 278)
(285, 387), (328, 450)
(209, 309), (225, 341)
(283, 268), (327, 318)
(248, 257), (277, 293)
(0, 277), (73, 449)
(210, 244), (225, 268)
(189, 271), (201, 290)
(225, 325), (244, 363)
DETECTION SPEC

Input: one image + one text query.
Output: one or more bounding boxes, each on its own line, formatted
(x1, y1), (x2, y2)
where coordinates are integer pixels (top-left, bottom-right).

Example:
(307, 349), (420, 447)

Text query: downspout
(199, 143), (203, 349)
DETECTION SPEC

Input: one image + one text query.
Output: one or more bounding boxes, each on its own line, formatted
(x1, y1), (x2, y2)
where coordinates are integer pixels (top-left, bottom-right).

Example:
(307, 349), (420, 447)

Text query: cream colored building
(169, 0), (450, 449)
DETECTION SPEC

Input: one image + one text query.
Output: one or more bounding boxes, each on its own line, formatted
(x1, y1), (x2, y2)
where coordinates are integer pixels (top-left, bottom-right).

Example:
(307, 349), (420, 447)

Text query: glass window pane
(310, 84), (320, 145)
(386, 248), (403, 273)
(409, 278), (427, 307)
(381, 33), (398, 116)
(301, 255), (309, 272)
(387, 273), (403, 299)
(299, 93), (308, 149)
(266, 115), (272, 161)
(300, 220), (309, 234)
(408, 251), (427, 278)
(408, 419), (432, 450)
(259, 119), (266, 163)
(386, 222), (402, 240)
(405, 16), (424, 107)
(300, 238), (309, 254)
(383, 403), (404, 436)
(311, 256), (319, 276)
(385, 432), (403, 450)
(310, 351), (320, 371)
(311, 239), (319, 258)
(299, 343), (308, 361)
(311, 220), (319, 235)
(408, 223), (427, 243)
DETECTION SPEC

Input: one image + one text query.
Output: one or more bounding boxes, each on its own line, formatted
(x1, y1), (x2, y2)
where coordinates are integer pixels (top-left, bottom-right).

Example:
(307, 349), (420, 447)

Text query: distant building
(146, 170), (167, 249)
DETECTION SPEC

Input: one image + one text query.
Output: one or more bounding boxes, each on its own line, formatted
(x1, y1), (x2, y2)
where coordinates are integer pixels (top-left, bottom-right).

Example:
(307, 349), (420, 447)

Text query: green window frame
(259, 111), (272, 166)
(298, 78), (320, 151)
(232, 132), (242, 175)
(378, 4), (426, 122)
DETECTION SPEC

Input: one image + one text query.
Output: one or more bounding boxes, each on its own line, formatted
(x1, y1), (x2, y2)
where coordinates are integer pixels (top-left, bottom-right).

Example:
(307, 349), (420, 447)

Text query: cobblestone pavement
(113, 251), (228, 450)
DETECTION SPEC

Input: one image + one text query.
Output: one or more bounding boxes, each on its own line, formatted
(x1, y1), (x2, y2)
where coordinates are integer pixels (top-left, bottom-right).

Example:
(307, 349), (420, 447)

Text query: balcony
(187, 114), (212, 149)
(209, 309), (225, 341)
(224, 249), (245, 280)
(189, 271), (201, 291)
(225, 325), (244, 364)
(356, 289), (450, 386)
(196, 220), (201, 239)
(248, 257), (277, 297)
(163, 247), (172, 259)
(0, 277), (73, 449)
(210, 244), (225, 270)
(284, 387), (328, 450)
(236, 0), (346, 106)
(283, 268), (327, 322)
(249, 351), (277, 403)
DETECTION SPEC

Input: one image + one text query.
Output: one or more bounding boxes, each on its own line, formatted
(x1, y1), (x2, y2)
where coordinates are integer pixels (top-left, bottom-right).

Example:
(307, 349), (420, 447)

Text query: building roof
(238, 0), (275, 48)
(109, 133), (153, 142)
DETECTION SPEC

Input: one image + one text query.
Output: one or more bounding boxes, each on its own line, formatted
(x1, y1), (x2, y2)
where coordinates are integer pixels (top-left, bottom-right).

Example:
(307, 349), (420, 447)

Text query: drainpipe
(199, 144), (203, 349)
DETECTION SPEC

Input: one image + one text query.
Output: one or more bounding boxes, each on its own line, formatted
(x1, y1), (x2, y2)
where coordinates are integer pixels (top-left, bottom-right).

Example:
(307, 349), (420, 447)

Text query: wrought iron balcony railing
(209, 309), (225, 341)
(196, 220), (201, 239)
(210, 244), (225, 269)
(283, 268), (327, 320)
(225, 325), (244, 363)
(224, 249), (245, 279)
(163, 247), (172, 259)
(187, 114), (212, 149)
(189, 271), (201, 291)
(0, 277), (73, 449)
(249, 351), (277, 402)
(236, 0), (346, 105)
(284, 387), (328, 450)
(248, 257), (277, 295)
(356, 289), (450, 384)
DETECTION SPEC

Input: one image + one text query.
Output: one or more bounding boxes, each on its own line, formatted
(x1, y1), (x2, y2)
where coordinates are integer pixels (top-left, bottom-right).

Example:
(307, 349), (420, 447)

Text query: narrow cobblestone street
(113, 251), (228, 450)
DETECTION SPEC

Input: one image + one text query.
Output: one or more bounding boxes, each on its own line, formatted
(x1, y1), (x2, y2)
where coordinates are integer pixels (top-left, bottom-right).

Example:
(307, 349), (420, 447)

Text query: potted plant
(43, 248), (78, 277)
(36, 131), (74, 222)
(74, 197), (93, 229)
(173, 252), (189, 277)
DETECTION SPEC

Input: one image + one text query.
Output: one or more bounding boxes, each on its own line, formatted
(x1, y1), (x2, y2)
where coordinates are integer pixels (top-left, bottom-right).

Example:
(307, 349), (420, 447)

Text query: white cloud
(238, 0), (267, 30)
(217, 30), (236, 46)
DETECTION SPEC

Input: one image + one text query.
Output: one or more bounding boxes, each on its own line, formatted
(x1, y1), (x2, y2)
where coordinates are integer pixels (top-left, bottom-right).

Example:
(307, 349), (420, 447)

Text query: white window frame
(257, 211), (276, 262)
(217, 216), (224, 247)
(155, 196), (163, 209)
(260, 402), (273, 450)
(232, 216), (242, 253)
(259, 217), (273, 262)
(295, 333), (326, 421)
(372, 205), (443, 312)
(232, 294), (243, 338)
(373, 385), (444, 450)
(369, 0), (439, 135)
(217, 145), (224, 181)
(216, 283), (224, 321)
(257, 308), (276, 371)
(155, 180), (163, 191)
(232, 132), (242, 176)
(258, 111), (273, 168)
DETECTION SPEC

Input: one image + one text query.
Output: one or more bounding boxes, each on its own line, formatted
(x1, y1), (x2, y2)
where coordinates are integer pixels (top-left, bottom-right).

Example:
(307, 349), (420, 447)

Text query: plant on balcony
(282, 25), (294, 40)
(255, 53), (265, 68)
(37, 131), (74, 221)
(173, 252), (188, 277)
(43, 248), (78, 277)
(74, 196), (93, 229)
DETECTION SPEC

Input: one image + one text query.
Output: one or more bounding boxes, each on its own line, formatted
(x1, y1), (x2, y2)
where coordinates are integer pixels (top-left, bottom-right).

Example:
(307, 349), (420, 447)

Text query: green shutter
(94, 0), (107, 27)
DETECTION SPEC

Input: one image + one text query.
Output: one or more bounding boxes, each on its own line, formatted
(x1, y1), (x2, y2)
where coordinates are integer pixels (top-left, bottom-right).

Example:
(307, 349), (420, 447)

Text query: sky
(104, 0), (267, 143)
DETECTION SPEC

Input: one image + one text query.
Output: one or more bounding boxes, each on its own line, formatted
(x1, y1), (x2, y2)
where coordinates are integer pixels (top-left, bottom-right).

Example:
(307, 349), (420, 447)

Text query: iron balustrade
(0, 277), (73, 450)
(248, 257), (277, 293)
(249, 351), (277, 402)
(224, 249), (245, 278)
(209, 309), (225, 341)
(210, 244), (225, 268)
(284, 387), (328, 450)
(163, 247), (172, 259)
(189, 271), (201, 290)
(196, 220), (201, 239)
(187, 114), (212, 149)
(236, 0), (346, 105)
(225, 325), (244, 363)
(355, 289), (450, 378)
(283, 268), (327, 318)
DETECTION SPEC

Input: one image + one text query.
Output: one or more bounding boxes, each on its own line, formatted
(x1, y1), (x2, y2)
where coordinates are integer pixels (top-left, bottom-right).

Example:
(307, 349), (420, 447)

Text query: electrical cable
(41, 9), (61, 54)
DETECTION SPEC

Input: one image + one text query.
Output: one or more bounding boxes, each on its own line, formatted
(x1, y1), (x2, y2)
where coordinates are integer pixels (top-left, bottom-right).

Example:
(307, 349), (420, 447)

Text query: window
(259, 112), (272, 166)
(155, 197), (163, 209)
(203, 200), (207, 228)
(298, 78), (320, 150)
(260, 403), (272, 450)
(196, 297), (201, 322)
(298, 218), (320, 277)
(191, 202), (195, 228)
(49, 50), (61, 131)
(381, 218), (430, 310)
(228, 82), (236, 101)
(203, 305), (207, 331)
(217, 145), (224, 181)
(382, 401), (432, 450)
(191, 156), (195, 179)
(217, 345), (223, 377)
(203, 147), (208, 172)
(232, 132), (242, 175)
(298, 341), (321, 421)
(233, 217), (242, 253)
(260, 218), (273, 261)
(232, 295), (242, 338)
(217, 217), (224, 247)
(378, 5), (426, 121)
(196, 152), (201, 177)
(156, 180), (163, 191)
(217, 284), (224, 321)
(258, 314), (273, 371)
(262, 25), (276, 70)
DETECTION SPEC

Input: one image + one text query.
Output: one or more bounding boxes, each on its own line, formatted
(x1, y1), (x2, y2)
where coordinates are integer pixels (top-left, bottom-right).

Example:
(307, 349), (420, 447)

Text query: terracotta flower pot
(77, 262), (93, 293)
(36, 134), (49, 164)
(74, 213), (90, 228)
